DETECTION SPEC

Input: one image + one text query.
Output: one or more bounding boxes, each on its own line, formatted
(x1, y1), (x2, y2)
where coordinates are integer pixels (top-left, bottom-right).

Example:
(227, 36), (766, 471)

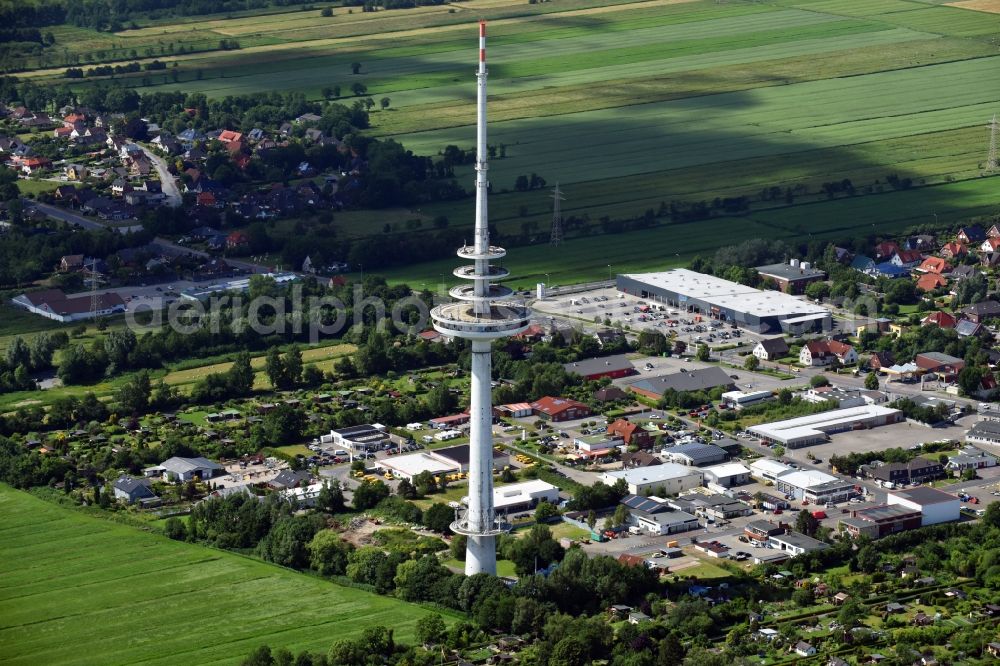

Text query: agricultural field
(16, 0), (1000, 283)
(0, 485), (443, 666)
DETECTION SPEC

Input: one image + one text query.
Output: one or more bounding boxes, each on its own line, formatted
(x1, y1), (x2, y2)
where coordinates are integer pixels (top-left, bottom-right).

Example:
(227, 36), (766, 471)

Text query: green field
(0, 485), (444, 666)
(16, 0), (1000, 282)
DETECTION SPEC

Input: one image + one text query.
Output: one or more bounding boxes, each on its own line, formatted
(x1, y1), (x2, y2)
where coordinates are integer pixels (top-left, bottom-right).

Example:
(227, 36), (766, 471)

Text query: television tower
(549, 183), (564, 246)
(987, 113), (998, 172)
(431, 20), (530, 576)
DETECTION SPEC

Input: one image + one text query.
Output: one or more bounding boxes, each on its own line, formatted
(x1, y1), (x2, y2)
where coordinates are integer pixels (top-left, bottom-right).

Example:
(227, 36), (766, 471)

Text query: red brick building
(530, 396), (591, 422)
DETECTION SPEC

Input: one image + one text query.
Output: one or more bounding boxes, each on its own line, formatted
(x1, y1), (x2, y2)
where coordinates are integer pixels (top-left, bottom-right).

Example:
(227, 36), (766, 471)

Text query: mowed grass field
(0, 485), (444, 666)
(18, 0), (1000, 283)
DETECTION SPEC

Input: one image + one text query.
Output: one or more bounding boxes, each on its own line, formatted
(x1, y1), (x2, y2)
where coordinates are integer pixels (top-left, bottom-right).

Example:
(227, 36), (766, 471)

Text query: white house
(795, 642), (817, 657)
(753, 337), (789, 361)
(799, 339), (857, 366)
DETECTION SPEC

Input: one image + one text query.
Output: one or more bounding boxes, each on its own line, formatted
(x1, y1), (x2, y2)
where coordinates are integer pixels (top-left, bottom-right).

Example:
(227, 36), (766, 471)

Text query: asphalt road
(138, 145), (181, 207)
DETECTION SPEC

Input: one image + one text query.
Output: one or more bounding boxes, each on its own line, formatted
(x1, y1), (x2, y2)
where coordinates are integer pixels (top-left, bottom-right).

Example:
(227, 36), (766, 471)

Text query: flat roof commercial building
(887, 487), (961, 526)
(616, 268), (831, 334)
(747, 405), (903, 448)
(839, 504), (922, 539)
(180, 272), (298, 301)
(768, 531), (830, 556)
(378, 445), (510, 481)
(702, 462), (752, 488)
(755, 261), (826, 294)
(775, 469), (856, 504)
(602, 464), (703, 496)
(492, 480), (559, 513)
(620, 494), (700, 536)
(661, 442), (727, 466)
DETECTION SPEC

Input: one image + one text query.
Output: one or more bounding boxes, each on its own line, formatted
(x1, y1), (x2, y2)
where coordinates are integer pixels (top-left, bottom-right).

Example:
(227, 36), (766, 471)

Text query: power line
(987, 113), (998, 172)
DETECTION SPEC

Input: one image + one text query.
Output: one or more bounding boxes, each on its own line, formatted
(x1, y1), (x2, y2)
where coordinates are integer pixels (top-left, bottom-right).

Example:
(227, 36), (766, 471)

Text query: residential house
(799, 339), (857, 366)
(530, 396), (590, 422)
(940, 241), (967, 259)
(112, 476), (158, 504)
(226, 231), (250, 250)
(874, 241), (900, 260)
(267, 469), (314, 491)
(921, 311), (957, 329)
(868, 350), (895, 371)
(850, 254), (876, 274)
(955, 319), (991, 341)
(593, 328), (624, 347)
(916, 256), (950, 274)
(949, 264), (979, 282)
(983, 238), (1000, 254)
(891, 249), (923, 268)
(59, 254), (84, 272)
(871, 457), (944, 486)
(608, 418), (653, 447)
(218, 129), (243, 143)
(872, 262), (910, 279)
(915, 273), (947, 292)
(622, 451), (662, 468)
(753, 337), (789, 361)
(19, 156), (51, 174)
(945, 446), (997, 474)
(593, 386), (628, 402)
(961, 300), (1000, 323)
(794, 642), (817, 657)
(956, 225), (986, 244)
(64, 164), (88, 181)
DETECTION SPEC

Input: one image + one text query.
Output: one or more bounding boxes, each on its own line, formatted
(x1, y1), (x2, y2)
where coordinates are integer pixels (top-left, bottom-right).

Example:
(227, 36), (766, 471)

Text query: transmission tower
(549, 182), (564, 246)
(987, 113), (999, 172)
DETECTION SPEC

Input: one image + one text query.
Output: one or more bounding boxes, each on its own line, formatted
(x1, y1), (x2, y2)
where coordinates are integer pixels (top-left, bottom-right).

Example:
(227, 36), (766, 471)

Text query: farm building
(12, 289), (126, 323)
(562, 354), (635, 380)
(602, 464), (702, 496)
(746, 405), (903, 448)
(615, 268), (831, 334)
(886, 487), (961, 526)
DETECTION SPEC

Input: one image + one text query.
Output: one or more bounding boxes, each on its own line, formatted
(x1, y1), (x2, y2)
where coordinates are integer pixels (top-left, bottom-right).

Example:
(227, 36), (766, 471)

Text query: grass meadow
(0, 485), (447, 666)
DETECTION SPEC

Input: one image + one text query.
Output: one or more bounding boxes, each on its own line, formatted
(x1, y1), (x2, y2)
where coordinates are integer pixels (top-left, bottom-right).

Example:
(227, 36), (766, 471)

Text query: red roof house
(607, 418), (652, 448)
(940, 242), (967, 259)
(916, 257), (950, 274)
(875, 241), (900, 259)
(218, 130), (244, 143)
(226, 231), (250, 249)
(196, 191), (217, 207)
(921, 311), (957, 329)
(915, 273), (948, 292)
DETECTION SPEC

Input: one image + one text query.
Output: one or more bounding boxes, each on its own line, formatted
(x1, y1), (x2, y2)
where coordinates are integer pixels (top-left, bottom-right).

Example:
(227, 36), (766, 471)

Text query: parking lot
(777, 415), (979, 465)
(533, 285), (767, 348)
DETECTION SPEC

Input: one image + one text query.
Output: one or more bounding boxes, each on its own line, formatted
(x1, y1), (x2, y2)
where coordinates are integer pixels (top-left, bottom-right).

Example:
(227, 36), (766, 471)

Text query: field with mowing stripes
(0, 485), (442, 666)
(16, 0), (1000, 283)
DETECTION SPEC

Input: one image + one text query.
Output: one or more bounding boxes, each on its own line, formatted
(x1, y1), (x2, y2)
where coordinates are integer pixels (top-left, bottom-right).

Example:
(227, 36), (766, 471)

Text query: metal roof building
(661, 442), (727, 466)
(615, 268), (831, 334)
(747, 404), (903, 448)
(602, 463), (703, 496)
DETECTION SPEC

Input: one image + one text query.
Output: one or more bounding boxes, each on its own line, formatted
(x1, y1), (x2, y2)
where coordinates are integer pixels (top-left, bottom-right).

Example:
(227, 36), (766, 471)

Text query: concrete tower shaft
(429, 21), (530, 576)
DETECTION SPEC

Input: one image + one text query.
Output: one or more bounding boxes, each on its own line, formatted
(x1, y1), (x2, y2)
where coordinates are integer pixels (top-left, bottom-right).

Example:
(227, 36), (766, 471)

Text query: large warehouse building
(747, 405), (903, 448)
(887, 487), (961, 526)
(615, 268), (831, 334)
